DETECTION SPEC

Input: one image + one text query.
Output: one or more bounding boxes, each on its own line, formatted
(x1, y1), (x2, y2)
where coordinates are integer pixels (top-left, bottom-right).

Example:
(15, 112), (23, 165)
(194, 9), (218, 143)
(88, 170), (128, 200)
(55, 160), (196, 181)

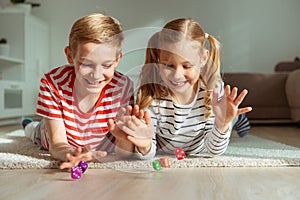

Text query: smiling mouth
(169, 80), (187, 87)
(85, 79), (103, 86)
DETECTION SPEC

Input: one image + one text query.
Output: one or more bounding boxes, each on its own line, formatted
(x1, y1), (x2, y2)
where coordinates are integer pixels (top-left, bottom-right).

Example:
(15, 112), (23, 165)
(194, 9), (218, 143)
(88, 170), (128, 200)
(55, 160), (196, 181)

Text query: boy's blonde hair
(68, 13), (124, 56)
(137, 18), (222, 118)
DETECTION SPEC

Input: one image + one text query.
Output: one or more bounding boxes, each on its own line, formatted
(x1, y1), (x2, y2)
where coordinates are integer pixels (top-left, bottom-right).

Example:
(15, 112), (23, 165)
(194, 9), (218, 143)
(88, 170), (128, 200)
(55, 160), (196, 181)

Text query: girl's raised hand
(212, 85), (252, 132)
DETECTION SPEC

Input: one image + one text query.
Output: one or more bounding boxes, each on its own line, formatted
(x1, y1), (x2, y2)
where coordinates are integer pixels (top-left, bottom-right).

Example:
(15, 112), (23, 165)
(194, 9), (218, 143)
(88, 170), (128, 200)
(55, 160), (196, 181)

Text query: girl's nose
(172, 66), (184, 78)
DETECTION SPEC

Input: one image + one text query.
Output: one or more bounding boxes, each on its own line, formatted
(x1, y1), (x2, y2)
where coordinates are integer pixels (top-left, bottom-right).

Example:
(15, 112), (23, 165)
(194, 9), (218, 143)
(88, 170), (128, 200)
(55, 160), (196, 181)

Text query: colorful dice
(78, 161), (88, 173)
(174, 148), (186, 160)
(71, 161), (88, 180)
(71, 166), (82, 180)
(159, 157), (172, 168)
(152, 159), (163, 170)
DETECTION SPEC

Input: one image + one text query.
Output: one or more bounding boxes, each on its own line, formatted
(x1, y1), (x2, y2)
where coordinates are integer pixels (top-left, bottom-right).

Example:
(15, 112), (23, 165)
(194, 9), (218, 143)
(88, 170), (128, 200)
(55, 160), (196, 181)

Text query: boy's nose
(91, 66), (104, 79)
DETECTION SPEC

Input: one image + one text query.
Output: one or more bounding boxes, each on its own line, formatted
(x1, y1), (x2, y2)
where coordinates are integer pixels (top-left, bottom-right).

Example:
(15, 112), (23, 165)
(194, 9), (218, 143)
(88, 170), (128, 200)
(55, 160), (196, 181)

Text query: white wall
(21, 0), (300, 73)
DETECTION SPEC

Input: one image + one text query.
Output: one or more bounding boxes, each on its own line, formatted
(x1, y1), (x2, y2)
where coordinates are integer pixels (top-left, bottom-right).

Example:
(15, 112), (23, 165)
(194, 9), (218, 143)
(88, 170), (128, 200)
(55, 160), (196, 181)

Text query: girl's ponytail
(202, 34), (221, 91)
(199, 34), (222, 118)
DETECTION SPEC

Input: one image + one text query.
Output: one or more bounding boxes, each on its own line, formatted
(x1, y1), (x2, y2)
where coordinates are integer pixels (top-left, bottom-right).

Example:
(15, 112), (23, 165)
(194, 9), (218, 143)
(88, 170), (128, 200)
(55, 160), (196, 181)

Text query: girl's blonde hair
(137, 18), (222, 118)
(68, 13), (124, 56)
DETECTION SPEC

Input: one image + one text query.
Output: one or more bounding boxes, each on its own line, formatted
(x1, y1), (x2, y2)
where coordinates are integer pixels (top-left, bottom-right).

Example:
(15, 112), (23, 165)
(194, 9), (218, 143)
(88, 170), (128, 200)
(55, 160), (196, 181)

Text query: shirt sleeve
(204, 123), (231, 155)
(36, 75), (63, 120)
(134, 143), (156, 160)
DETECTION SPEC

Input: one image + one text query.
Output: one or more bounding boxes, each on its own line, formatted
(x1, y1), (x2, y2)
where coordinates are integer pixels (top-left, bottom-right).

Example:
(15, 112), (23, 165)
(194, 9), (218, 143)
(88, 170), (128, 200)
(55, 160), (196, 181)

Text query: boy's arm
(44, 118), (75, 161)
(45, 118), (107, 169)
(108, 118), (135, 158)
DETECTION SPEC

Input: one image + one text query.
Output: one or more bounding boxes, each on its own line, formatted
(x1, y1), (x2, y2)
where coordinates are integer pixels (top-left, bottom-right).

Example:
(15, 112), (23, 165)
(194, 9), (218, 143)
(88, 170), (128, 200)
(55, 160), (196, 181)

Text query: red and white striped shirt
(36, 65), (134, 152)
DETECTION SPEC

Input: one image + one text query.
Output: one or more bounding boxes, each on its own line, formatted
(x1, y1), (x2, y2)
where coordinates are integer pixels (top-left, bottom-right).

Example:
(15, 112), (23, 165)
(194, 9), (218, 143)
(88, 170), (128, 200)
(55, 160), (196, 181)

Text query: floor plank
(1, 168), (300, 200)
(0, 124), (300, 200)
(249, 124), (300, 148)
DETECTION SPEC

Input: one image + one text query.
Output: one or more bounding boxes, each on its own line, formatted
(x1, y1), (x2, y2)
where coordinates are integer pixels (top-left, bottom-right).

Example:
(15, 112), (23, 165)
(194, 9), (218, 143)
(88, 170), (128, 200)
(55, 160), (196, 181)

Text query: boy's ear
(118, 52), (123, 60)
(115, 52), (123, 66)
(64, 46), (74, 64)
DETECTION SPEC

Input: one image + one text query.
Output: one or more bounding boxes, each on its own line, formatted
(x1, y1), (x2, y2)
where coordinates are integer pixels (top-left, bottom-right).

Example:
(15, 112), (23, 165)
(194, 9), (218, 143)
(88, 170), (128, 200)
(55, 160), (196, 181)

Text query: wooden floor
(0, 124), (300, 200)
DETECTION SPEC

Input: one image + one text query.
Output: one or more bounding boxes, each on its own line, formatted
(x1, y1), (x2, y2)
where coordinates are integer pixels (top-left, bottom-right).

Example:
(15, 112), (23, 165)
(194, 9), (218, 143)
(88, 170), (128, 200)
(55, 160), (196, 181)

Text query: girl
(110, 18), (252, 159)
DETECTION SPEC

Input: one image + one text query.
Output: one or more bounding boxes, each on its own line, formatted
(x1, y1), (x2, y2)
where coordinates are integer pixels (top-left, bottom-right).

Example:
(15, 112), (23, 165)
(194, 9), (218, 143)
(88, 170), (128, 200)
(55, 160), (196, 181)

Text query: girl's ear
(64, 46), (74, 64)
(202, 49), (209, 65)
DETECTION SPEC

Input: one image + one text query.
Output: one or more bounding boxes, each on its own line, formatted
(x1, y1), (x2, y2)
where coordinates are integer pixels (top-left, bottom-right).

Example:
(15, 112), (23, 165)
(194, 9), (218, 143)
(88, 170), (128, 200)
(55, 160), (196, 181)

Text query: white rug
(0, 129), (300, 169)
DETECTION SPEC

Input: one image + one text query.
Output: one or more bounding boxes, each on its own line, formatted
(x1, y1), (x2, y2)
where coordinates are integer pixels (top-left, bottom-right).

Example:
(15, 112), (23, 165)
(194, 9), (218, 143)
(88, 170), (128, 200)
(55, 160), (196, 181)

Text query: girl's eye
(183, 65), (193, 69)
(103, 64), (113, 69)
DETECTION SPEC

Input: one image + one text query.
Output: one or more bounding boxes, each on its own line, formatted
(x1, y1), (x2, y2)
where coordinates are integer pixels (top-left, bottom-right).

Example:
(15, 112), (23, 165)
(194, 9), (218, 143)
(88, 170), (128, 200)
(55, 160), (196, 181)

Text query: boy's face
(66, 42), (121, 96)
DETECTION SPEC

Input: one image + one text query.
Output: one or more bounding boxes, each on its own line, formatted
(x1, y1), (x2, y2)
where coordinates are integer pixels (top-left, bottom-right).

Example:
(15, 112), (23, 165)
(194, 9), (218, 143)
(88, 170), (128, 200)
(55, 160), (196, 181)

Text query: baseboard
(0, 115), (42, 127)
(0, 117), (22, 126)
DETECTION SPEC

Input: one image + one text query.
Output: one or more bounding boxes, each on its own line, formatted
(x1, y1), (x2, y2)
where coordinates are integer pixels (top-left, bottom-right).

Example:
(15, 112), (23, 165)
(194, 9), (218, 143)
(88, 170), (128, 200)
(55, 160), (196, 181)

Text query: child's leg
(22, 118), (33, 129)
(233, 113), (251, 137)
(33, 119), (45, 147)
(23, 118), (45, 146)
(24, 121), (40, 142)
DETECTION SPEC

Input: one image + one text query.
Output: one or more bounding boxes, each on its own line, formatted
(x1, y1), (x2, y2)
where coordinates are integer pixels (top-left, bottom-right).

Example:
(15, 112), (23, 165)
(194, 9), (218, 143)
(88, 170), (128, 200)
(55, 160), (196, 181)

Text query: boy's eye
(80, 62), (94, 67)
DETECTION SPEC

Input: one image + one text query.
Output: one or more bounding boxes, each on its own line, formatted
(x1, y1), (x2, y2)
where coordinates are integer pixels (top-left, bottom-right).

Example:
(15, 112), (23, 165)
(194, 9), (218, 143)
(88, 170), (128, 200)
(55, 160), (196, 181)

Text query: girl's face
(65, 42), (121, 97)
(158, 41), (207, 99)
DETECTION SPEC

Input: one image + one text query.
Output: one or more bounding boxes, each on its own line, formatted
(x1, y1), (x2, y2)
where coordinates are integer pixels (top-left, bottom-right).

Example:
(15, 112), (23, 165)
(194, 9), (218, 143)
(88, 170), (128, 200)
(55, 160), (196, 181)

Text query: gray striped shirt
(135, 85), (231, 160)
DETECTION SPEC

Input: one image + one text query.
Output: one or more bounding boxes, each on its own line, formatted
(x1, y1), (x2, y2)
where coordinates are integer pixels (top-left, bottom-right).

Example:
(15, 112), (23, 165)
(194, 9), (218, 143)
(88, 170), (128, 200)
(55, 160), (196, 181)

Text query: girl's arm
(204, 84), (252, 155)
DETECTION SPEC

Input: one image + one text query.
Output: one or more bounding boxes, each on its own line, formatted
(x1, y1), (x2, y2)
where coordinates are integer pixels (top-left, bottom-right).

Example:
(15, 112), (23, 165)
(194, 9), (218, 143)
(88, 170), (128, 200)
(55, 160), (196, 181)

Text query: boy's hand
(108, 106), (138, 156)
(59, 147), (107, 169)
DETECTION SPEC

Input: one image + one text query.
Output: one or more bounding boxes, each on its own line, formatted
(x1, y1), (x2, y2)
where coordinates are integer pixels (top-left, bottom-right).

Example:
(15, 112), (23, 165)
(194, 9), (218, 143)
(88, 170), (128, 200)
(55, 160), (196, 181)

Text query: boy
(24, 13), (134, 169)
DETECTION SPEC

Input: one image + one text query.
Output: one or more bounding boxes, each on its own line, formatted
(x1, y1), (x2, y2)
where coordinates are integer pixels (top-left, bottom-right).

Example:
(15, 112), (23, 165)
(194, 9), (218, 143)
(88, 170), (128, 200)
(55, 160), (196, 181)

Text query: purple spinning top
(71, 166), (82, 180)
(78, 161), (88, 173)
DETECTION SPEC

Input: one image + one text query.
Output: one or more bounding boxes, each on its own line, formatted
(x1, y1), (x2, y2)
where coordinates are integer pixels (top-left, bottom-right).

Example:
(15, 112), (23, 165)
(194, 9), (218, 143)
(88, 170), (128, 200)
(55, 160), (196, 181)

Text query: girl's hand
(109, 105), (144, 139)
(212, 85), (252, 132)
(59, 147), (107, 170)
(117, 110), (154, 155)
(116, 105), (144, 120)
(109, 104), (149, 143)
